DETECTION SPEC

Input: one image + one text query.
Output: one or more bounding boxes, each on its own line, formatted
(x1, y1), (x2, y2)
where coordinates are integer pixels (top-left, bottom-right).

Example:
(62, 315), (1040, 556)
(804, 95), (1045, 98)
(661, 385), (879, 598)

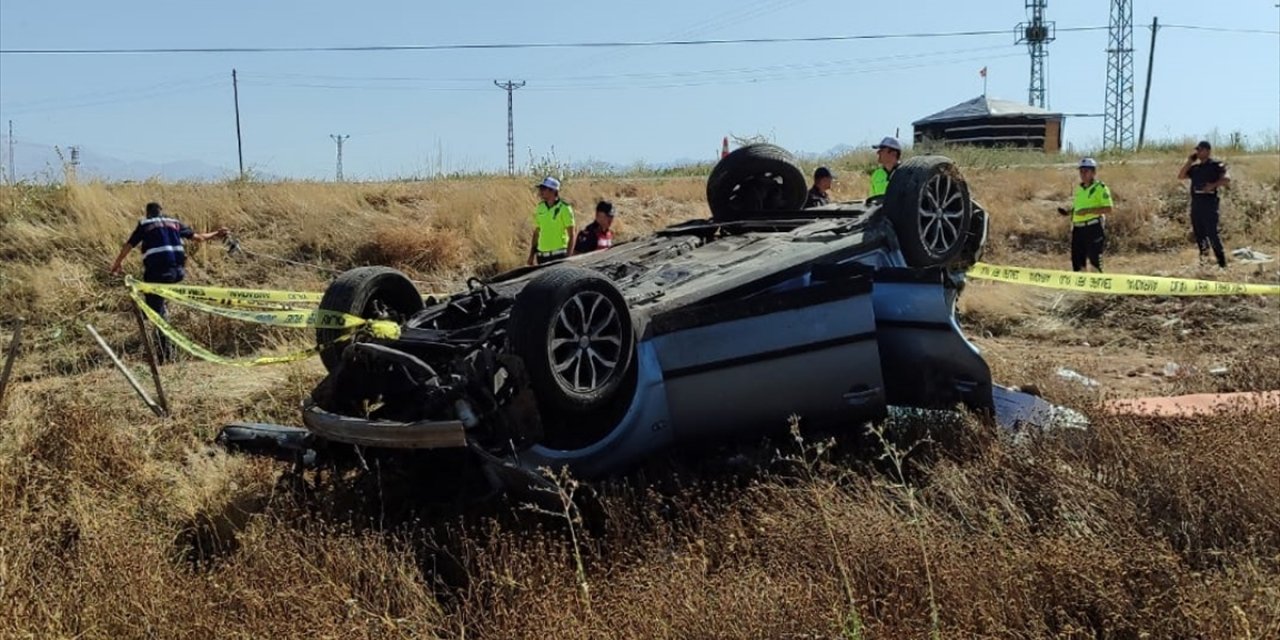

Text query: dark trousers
(535, 250), (567, 265)
(143, 269), (182, 362)
(1191, 198), (1226, 267)
(1071, 222), (1105, 272)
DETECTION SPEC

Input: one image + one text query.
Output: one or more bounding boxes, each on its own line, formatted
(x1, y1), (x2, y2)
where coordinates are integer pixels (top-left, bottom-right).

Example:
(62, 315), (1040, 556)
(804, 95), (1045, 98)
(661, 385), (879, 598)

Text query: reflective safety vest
(869, 164), (896, 198)
(534, 200), (574, 253)
(1072, 180), (1113, 225)
(128, 216), (192, 278)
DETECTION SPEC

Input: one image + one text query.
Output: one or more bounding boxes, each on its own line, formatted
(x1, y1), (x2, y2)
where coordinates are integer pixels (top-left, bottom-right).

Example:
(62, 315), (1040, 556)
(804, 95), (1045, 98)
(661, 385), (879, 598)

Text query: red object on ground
(1105, 390), (1280, 417)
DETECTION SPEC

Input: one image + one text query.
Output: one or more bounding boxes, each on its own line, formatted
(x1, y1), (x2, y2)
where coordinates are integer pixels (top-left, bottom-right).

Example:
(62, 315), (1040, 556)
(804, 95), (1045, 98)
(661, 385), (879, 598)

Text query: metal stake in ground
(0, 317), (24, 414)
(86, 324), (166, 418)
(130, 303), (170, 416)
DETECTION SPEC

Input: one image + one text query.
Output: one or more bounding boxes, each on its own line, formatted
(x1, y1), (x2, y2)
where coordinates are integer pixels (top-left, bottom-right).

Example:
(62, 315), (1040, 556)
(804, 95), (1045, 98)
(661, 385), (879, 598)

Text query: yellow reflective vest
(534, 200), (574, 252)
(1072, 180), (1113, 225)
(869, 164), (896, 198)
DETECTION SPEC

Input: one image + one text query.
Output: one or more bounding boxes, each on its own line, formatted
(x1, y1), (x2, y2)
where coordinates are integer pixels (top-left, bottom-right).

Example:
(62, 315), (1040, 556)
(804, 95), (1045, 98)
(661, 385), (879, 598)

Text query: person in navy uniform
(573, 200), (616, 255)
(109, 202), (228, 361)
(1177, 140), (1232, 269)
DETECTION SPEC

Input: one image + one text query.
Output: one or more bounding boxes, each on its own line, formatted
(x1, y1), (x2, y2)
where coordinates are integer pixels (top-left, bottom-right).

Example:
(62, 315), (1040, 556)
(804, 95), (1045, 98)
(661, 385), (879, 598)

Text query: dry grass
(1, 151), (1279, 638)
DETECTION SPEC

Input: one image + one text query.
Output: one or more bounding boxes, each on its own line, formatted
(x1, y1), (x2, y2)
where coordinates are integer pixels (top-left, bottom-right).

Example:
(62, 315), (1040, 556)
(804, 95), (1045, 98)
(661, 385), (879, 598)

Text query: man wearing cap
(805, 167), (834, 208)
(108, 201), (229, 362)
(1056, 158), (1112, 273)
(1178, 140), (1231, 268)
(527, 176), (576, 266)
(868, 136), (902, 201)
(574, 200), (616, 255)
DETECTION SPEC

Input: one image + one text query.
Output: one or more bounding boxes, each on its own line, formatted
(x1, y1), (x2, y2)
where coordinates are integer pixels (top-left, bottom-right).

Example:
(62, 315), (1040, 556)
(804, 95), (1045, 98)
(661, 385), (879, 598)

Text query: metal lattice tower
(1104, 0), (1136, 150)
(493, 80), (526, 175)
(1016, 0), (1056, 108)
(330, 134), (349, 181)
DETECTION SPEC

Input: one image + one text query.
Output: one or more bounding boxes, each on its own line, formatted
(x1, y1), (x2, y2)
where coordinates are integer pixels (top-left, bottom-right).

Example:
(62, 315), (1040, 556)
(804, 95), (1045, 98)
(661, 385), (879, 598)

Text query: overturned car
(220, 145), (1075, 482)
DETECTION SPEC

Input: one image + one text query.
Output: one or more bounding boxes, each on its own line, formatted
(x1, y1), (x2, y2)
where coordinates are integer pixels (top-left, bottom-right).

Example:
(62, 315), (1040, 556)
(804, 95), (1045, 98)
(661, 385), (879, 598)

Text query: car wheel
(316, 266), (424, 372)
(508, 266), (636, 418)
(884, 155), (974, 267)
(706, 143), (808, 221)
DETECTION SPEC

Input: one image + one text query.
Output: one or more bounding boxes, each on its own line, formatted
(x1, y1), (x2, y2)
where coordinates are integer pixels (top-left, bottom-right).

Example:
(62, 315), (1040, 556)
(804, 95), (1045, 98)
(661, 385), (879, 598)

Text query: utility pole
(232, 69), (244, 179)
(1016, 0), (1056, 108)
(1103, 0), (1136, 150)
(330, 134), (350, 182)
(6, 120), (13, 184)
(67, 145), (80, 183)
(1137, 16), (1160, 149)
(493, 80), (526, 175)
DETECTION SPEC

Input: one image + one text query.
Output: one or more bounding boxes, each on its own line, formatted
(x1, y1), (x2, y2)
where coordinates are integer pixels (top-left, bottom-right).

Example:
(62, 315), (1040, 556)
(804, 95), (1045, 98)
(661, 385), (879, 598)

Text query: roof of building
(912, 95), (1063, 126)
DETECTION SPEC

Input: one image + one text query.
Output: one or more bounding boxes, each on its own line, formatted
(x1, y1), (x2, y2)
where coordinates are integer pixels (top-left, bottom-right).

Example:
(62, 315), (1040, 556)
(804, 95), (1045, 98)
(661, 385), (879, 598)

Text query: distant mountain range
(0, 137), (865, 183)
(0, 137), (233, 182)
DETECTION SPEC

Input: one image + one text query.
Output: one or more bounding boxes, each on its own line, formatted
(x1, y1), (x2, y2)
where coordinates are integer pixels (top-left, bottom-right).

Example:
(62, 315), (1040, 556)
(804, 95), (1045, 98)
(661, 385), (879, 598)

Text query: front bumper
(301, 398), (468, 449)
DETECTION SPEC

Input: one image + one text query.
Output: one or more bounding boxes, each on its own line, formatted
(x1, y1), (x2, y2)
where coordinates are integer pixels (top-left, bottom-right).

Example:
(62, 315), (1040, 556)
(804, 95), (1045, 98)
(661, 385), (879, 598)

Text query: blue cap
(536, 176), (561, 191)
(1078, 157), (1098, 169)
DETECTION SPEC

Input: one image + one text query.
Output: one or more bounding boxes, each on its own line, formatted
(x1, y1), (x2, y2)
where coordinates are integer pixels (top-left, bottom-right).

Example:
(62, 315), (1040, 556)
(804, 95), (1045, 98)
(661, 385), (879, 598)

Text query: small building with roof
(912, 95), (1064, 153)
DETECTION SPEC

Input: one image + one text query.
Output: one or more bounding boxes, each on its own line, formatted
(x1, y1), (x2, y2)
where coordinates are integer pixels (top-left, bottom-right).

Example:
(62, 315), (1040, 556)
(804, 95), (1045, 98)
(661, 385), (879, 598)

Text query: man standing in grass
(1056, 158), (1112, 273)
(868, 136), (902, 202)
(527, 177), (576, 266)
(110, 201), (228, 361)
(1178, 140), (1231, 269)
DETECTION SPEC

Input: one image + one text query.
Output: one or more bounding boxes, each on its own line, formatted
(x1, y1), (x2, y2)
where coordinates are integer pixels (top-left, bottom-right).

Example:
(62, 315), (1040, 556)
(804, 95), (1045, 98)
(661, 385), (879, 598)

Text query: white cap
(872, 136), (902, 151)
(1078, 157), (1098, 169)
(536, 176), (561, 191)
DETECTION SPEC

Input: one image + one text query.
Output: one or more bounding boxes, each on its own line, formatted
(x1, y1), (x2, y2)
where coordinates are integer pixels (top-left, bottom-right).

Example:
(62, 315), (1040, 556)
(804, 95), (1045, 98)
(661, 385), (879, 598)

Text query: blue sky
(1, 0), (1277, 180)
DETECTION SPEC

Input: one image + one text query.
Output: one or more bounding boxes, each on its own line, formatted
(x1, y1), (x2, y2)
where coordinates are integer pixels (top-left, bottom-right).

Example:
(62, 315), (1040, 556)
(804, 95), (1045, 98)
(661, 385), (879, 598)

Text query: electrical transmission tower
(1016, 0), (1055, 108)
(1104, 0), (1136, 150)
(493, 80), (526, 175)
(330, 134), (349, 181)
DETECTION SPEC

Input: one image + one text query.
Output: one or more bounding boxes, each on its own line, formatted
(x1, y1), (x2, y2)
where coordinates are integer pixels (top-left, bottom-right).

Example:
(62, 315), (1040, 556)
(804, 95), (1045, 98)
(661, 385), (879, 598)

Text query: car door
(645, 267), (885, 441)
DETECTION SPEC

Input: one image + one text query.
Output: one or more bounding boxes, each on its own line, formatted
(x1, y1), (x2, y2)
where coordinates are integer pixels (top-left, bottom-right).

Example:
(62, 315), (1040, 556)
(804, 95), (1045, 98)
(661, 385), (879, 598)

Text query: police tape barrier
(128, 288), (404, 367)
(129, 287), (326, 367)
(131, 279), (324, 307)
(968, 262), (1280, 296)
(132, 279), (366, 330)
(132, 280), (452, 309)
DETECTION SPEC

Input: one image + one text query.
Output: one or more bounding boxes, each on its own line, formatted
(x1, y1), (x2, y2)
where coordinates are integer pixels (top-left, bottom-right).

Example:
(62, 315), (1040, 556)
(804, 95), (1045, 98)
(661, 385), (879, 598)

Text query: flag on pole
(979, 66), (987, 78)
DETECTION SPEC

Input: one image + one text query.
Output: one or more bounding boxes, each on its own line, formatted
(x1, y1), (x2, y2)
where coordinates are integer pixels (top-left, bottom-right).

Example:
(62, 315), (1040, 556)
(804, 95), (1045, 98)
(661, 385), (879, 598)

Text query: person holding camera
(1056, 158), (1112, 273)
(1178, 140), (1231, 269)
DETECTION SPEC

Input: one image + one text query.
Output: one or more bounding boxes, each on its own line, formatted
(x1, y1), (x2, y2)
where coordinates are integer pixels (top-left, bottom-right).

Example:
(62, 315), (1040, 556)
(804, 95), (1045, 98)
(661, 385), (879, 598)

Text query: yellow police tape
(128, 260), (1278, 368)
(968, 262), (1280, 296)
(127, 279), (403, 367)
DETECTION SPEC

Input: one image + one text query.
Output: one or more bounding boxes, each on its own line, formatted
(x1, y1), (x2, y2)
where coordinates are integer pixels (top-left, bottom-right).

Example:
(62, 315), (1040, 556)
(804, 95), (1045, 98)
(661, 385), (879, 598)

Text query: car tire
(883, 155), (975, 267)
(706, 143), (808, 221)
(316, 266), (424, 372)
(508, 265), (636, 418)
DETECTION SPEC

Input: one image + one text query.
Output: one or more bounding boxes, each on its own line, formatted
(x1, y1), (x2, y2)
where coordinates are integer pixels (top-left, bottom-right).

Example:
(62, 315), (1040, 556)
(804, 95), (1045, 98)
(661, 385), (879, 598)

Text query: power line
(1104, 0), (1136, 150)
(0, 26), (1110, 56)
(1160, 24), (1280, 35)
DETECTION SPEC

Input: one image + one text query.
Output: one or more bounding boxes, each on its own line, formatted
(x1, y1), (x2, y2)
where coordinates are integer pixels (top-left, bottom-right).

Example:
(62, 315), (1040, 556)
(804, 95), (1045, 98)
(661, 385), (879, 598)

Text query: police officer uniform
(868, 136), (902, 200)
(1064, 158), (1113, 273)
(1184, 143), (1230, 268)
(126, 203), (197, 358)
(574, 201), (615, 255)
(531, 177), (575, 265)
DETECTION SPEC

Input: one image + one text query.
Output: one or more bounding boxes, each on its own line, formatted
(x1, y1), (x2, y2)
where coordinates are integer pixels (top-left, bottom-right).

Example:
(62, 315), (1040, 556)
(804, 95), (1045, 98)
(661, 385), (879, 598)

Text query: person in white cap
(868, 136), (902, 201)
(527, 176), (576, 266)
(1056, 157), (1113, 272)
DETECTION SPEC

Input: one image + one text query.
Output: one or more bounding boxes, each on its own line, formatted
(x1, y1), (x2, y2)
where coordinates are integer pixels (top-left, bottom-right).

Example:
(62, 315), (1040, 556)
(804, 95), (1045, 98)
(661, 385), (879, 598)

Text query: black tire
(706, 143), (808, 221)
(883, 155), (975, 267)
(508, 266), (635, 417)
(316, 267), (424, 371)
